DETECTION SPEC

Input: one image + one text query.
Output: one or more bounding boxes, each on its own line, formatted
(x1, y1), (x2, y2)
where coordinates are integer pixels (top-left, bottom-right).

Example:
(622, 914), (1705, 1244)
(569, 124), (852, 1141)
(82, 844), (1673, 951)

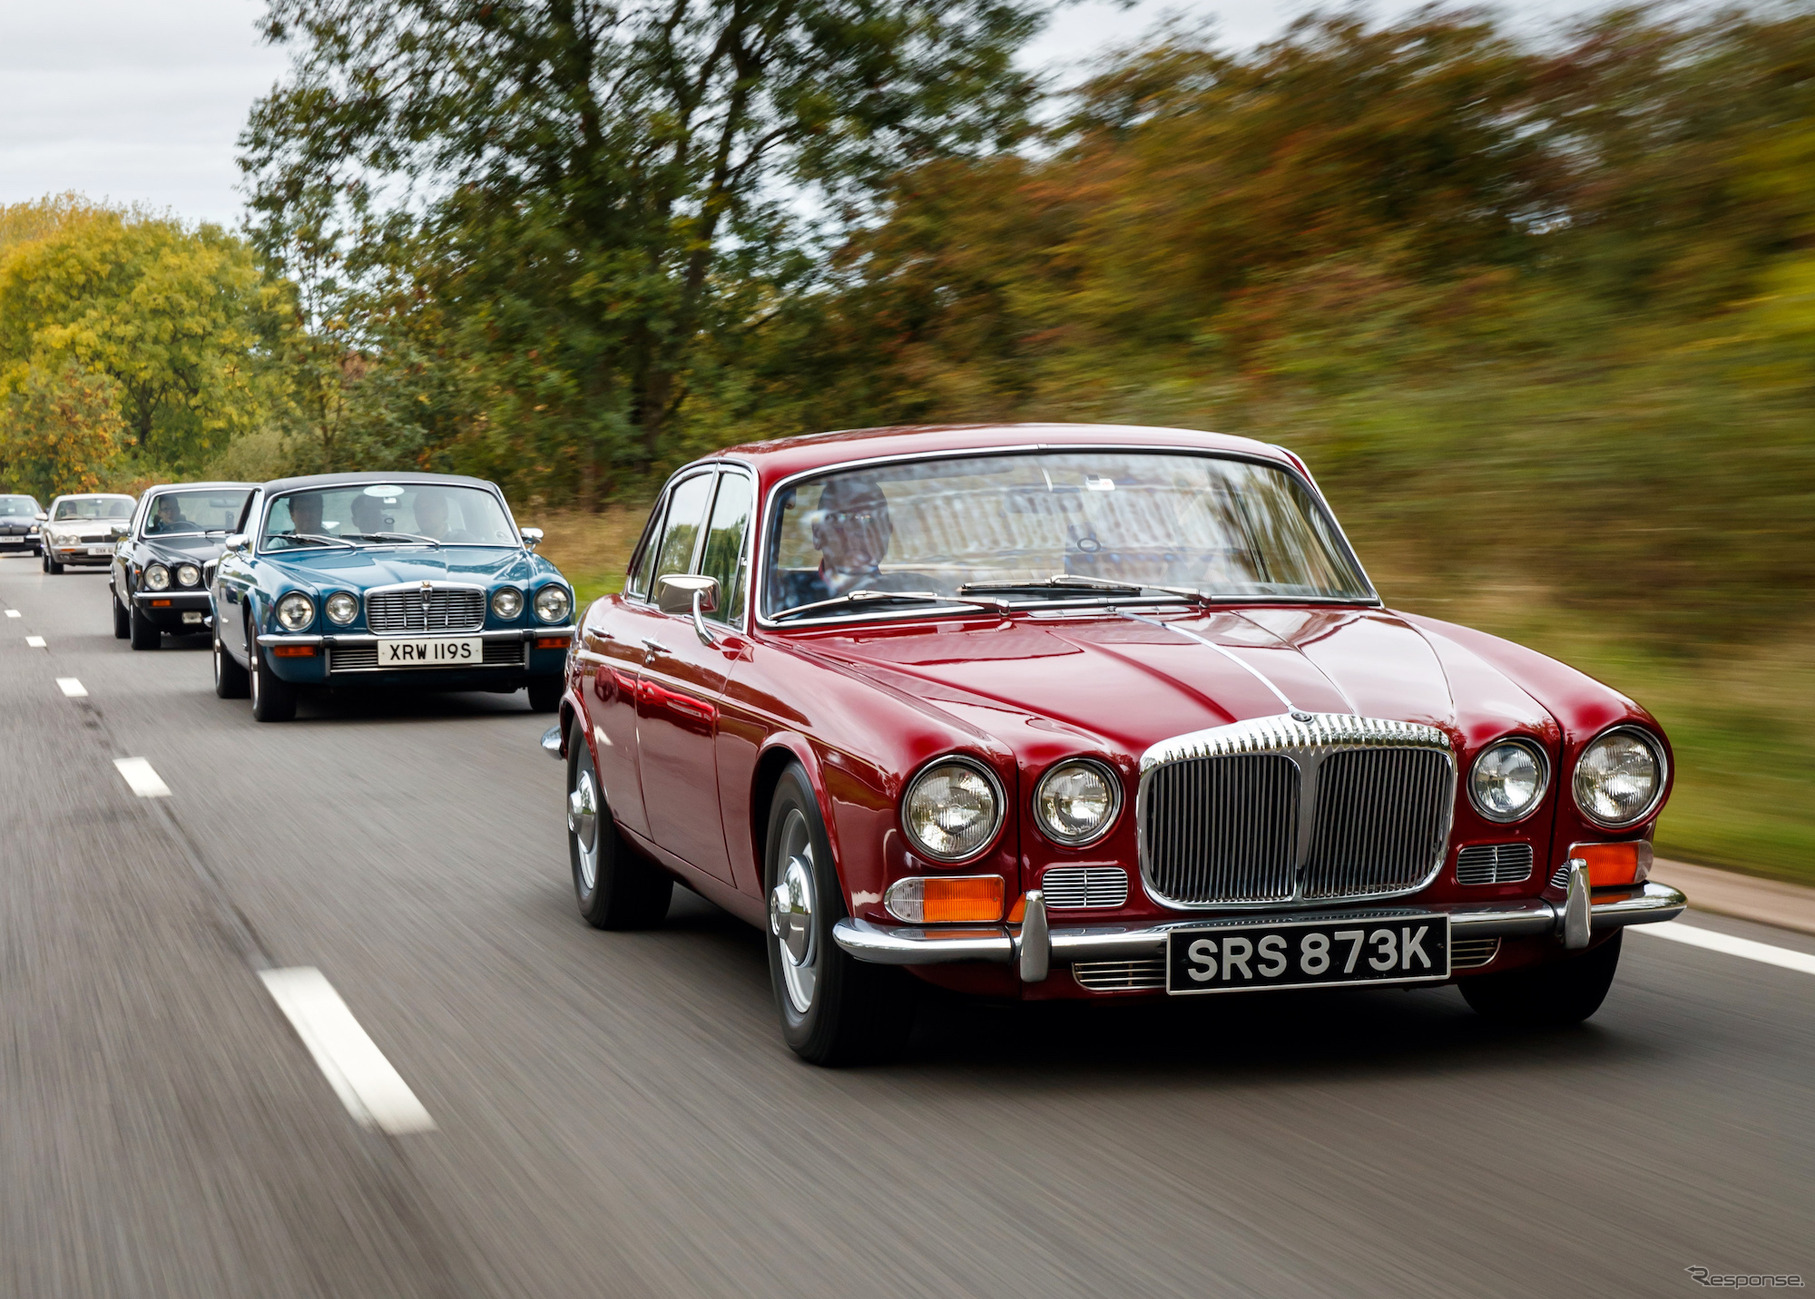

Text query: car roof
(50, 492), (135, 501)
(141, 482), (256, 494)
(257, 471), (500, 494)
(707, 422), (1299, 487)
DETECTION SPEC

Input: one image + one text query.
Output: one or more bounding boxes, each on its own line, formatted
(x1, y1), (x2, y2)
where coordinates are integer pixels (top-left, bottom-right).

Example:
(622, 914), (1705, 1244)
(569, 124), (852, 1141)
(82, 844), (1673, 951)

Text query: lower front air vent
(1451, 936), (1501, 969)
(1456, 843), (1535, 886)
(1072, 959), (1166, 992)
(1040, 866), (1129, 910)
(1550, 864), (1573, 889)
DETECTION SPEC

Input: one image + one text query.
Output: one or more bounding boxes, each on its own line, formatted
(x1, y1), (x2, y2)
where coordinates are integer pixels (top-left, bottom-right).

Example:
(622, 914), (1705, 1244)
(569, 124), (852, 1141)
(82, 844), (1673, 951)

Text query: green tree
(0, 363), (126, 498)
(241, 0), (1050, 502)
(0, 208), (282, 475)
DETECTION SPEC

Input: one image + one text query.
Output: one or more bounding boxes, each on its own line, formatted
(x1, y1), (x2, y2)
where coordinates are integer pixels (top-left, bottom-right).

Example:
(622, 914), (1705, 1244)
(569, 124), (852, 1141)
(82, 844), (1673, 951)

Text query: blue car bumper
(257, 627), (572, 686)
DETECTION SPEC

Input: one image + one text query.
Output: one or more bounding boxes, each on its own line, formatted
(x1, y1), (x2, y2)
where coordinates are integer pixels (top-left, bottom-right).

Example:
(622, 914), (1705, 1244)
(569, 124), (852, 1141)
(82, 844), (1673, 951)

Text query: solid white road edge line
(259, 967), (436, 1135)
(1630, 920), (1815, 977)
(26, 635), (45, 647)
(113, 757), (171, 798)
(56, 677), (87, 697)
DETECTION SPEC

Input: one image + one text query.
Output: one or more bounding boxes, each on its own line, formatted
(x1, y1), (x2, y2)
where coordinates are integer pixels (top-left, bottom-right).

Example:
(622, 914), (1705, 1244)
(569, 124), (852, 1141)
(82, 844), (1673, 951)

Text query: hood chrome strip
(1115, 610), (1307, 716)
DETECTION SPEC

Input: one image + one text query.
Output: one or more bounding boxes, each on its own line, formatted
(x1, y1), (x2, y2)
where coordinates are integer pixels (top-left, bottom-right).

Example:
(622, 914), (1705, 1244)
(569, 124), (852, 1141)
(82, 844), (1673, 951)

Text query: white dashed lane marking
(259, 968), (436, 1135)
(56, 677), (87, 697)
(1632, 921), (1815, 977)
(26, 635), (45, 647)
(113, 757), (171, 798)
(4, 609), (19, 617)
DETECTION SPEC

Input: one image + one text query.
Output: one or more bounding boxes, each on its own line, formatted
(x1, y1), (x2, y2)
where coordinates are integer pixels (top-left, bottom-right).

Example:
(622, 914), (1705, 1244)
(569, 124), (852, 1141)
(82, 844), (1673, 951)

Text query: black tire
(247, 616), (297, 722)
(213, 621), (249, 699)
(44, 551), (61, 574)
(567, 717), (671, 928)
(1461, 932), (1623, 1027)
(764, 765), (914, 1066)
(526, 678), (562, 713)
(112, 593), (130, 639)
(128, 598), (160, 650)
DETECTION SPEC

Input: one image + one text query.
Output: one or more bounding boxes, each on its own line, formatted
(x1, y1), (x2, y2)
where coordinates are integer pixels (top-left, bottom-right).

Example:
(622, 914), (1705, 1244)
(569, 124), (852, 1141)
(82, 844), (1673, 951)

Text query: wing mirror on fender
(520, 527), (544, 551)
(655, 573), (721, 647)
(223, 533), (248, 553)
(110, 523), (128, 539)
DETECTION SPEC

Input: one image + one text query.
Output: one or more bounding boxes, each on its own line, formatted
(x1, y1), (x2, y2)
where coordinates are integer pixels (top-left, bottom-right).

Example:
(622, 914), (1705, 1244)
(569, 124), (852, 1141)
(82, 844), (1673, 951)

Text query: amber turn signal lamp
(1571, 841), (1652, 887)
(150, 599), (172, 607)
(271, 645), (318, 658)
(535, 636), (567, 650)
(883, 875), (1005, 924)
(1007, 894), (1027, 924)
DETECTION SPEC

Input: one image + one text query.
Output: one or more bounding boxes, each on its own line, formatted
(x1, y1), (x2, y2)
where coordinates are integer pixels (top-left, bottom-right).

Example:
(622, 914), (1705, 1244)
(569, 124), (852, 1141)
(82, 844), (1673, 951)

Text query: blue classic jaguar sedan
(209, 472), (575, 721)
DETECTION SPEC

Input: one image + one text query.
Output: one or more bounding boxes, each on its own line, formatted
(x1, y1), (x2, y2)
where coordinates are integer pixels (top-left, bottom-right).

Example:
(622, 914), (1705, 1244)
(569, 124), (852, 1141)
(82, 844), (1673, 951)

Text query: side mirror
(110, 523), (129, 539)
(223, 533), (249, 553)
(35, 511), (47, 522)
(520, 527), (544, 551)
(655, 573), (719, 615)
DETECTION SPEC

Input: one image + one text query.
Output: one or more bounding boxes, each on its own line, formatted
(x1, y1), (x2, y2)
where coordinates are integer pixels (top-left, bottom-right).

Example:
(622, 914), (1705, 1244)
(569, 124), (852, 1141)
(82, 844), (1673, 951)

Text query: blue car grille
(365, 587), (485, 633)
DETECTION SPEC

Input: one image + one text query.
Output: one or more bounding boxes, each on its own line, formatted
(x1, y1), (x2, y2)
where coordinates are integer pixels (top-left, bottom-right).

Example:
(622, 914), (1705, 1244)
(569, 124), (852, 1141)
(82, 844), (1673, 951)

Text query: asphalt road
(3, 556), (1811, 1299)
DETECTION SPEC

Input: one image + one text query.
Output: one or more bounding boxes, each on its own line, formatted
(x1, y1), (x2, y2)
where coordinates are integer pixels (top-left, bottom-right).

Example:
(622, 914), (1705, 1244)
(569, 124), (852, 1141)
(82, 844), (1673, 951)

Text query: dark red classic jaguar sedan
(546, 424), (1686, 1063)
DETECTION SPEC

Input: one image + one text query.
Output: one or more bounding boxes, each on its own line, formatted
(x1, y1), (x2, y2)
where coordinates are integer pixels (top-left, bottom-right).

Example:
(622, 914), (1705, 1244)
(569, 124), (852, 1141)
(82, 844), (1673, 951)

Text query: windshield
(51, 496), (133, 521)
(762, 451), (1372, 618)
(260, 483), (516, 551)
(144, 489), (251, 536)
(0, 496), (40, 518)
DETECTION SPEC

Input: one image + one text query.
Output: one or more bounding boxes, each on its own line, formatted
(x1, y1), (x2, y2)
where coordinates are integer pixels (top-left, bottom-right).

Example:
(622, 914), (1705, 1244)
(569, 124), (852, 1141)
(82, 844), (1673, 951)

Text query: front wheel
(213, 621), (249, 699)
(568, 718), (671, 928)
(112, 593), (130, 639)
(526, 678), (561, 713)
(765, 766), (914, 1066)
(128, 598), (160, 650)
(247, 620), (297, 722)
(1461, 932), (1623, 1027)
(43, 551), (61, 574)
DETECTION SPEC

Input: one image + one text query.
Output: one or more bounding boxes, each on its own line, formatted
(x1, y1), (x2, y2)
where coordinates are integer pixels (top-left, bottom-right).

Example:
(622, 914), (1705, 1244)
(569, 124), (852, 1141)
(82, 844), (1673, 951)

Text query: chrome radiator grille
(1139, 713), (1455, 908)
(1039, 866), (1130, 910)
(365, 586), (485, 634)
(1455, 843), (1535, 886)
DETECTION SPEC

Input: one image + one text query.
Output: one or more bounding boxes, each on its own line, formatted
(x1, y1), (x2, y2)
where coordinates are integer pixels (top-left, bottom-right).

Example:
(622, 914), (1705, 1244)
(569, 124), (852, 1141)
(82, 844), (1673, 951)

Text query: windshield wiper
(345, 531), (442, 547)
(277, 532), (355, 549)
(959, 574), (1217, 602)
(771, 589), (1007, 622)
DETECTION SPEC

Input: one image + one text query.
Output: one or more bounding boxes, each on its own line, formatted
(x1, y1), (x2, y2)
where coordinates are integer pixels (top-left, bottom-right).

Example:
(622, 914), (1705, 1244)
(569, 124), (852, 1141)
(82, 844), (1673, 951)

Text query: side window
(629, 496), (668, 599)
(235, 492), (261, 537)
(698, 472), (753, 625)
(648, 473), (716, 594)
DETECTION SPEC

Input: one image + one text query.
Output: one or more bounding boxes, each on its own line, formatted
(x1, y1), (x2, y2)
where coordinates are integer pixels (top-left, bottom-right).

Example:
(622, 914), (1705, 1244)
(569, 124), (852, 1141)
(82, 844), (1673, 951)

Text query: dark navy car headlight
(144, 563), (171, 591)
(533, 585), (571, 623)
(325, 592), (358, 625)
(175, 563), (201, 588)
(275, 593), (315, 631)
(492, 587), (523, 620)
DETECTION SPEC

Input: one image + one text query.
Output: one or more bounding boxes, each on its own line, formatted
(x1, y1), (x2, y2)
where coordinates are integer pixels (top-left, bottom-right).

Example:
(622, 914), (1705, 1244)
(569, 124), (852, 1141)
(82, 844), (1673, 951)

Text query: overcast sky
(0, 0), (1601, 230)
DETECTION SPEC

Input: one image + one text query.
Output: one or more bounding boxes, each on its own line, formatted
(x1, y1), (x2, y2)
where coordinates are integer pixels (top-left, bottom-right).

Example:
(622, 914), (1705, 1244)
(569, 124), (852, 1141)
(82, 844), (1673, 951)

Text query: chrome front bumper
(255, 626), (575, 648)
(832, 876), (1688, 983)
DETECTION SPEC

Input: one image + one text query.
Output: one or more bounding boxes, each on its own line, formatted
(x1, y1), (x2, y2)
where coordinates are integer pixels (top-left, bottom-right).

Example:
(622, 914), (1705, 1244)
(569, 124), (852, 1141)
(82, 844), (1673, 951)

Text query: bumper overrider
(833, 865), (1687, 984)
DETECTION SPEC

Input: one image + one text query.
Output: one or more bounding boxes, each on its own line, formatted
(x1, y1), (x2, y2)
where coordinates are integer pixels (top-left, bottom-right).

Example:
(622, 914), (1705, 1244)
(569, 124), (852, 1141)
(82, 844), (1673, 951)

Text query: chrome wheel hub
(769, 810), (818, 1013)
(569, 766), (600, 891)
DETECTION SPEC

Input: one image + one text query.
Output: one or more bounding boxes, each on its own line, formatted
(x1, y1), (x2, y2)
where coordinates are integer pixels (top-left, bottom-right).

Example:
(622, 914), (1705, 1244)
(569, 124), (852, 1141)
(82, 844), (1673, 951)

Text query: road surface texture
(3, 556), (1810, 1298)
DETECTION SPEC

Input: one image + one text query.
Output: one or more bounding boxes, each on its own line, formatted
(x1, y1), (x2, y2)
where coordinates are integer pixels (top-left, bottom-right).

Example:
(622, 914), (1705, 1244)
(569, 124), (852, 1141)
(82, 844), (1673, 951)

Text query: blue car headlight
(275, 592), (315, 631)
(492, 587), (524, 620)
(533, 585), (571, 624)
(324, 592), (359, 625)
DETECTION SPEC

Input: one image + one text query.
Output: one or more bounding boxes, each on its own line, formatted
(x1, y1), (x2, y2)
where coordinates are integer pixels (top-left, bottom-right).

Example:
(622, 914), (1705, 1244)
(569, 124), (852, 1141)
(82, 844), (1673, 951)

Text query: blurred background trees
(1, 2), (1811, 872)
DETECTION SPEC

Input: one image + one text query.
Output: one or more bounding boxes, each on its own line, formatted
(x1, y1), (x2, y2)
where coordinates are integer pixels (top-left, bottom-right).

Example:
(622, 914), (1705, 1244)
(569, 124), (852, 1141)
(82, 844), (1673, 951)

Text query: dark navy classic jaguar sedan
(210, 472), (575, 721)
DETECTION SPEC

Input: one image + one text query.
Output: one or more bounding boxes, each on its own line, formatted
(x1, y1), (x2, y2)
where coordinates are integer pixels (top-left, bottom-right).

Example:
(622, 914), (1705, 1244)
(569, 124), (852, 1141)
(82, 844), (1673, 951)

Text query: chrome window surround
(363, 580), (488, 634)
(1571, 723), (1670, 830)
(748, 443), (1382, 630)
(899, 754), (1009, 865)
(1031, 758), (1125, 847)
(1136, 712), (1456, 911)
(1467, 736), (1551, 824)
(624, 461), (758, 631)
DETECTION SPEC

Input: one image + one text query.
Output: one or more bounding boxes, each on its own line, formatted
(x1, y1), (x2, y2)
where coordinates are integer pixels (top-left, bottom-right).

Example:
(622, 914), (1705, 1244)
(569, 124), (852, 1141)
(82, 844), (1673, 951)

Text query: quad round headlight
(533, 584), (571, 624)
(143, 563), (170, 591)
(324, 592), (358, 625)
(492, 587), (524, 620)
(1573, 727), (1666, 828)
(1033, 759), (1122, 846)
(275, 592), (315, 631)
(175, 563), (201, 588)
(902, 758), (1004, 862)
(1469, 739), (1548, 823)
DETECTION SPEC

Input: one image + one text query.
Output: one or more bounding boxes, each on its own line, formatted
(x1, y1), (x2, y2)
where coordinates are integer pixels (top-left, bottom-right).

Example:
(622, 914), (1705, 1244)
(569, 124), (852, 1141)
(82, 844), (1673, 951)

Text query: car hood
(793, 606), (1560, 759)
(142, 534), (231, 561)
(258, 546), (546, 589)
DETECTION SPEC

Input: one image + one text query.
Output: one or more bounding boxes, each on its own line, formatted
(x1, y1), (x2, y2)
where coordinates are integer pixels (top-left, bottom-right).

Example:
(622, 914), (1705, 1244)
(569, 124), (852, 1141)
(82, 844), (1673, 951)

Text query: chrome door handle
(640, 638), (666, 653)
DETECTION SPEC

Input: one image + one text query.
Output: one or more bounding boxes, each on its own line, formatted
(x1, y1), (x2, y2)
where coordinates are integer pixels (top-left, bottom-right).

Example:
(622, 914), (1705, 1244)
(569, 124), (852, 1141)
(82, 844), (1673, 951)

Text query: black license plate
(1166, 914), (1451, 995)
